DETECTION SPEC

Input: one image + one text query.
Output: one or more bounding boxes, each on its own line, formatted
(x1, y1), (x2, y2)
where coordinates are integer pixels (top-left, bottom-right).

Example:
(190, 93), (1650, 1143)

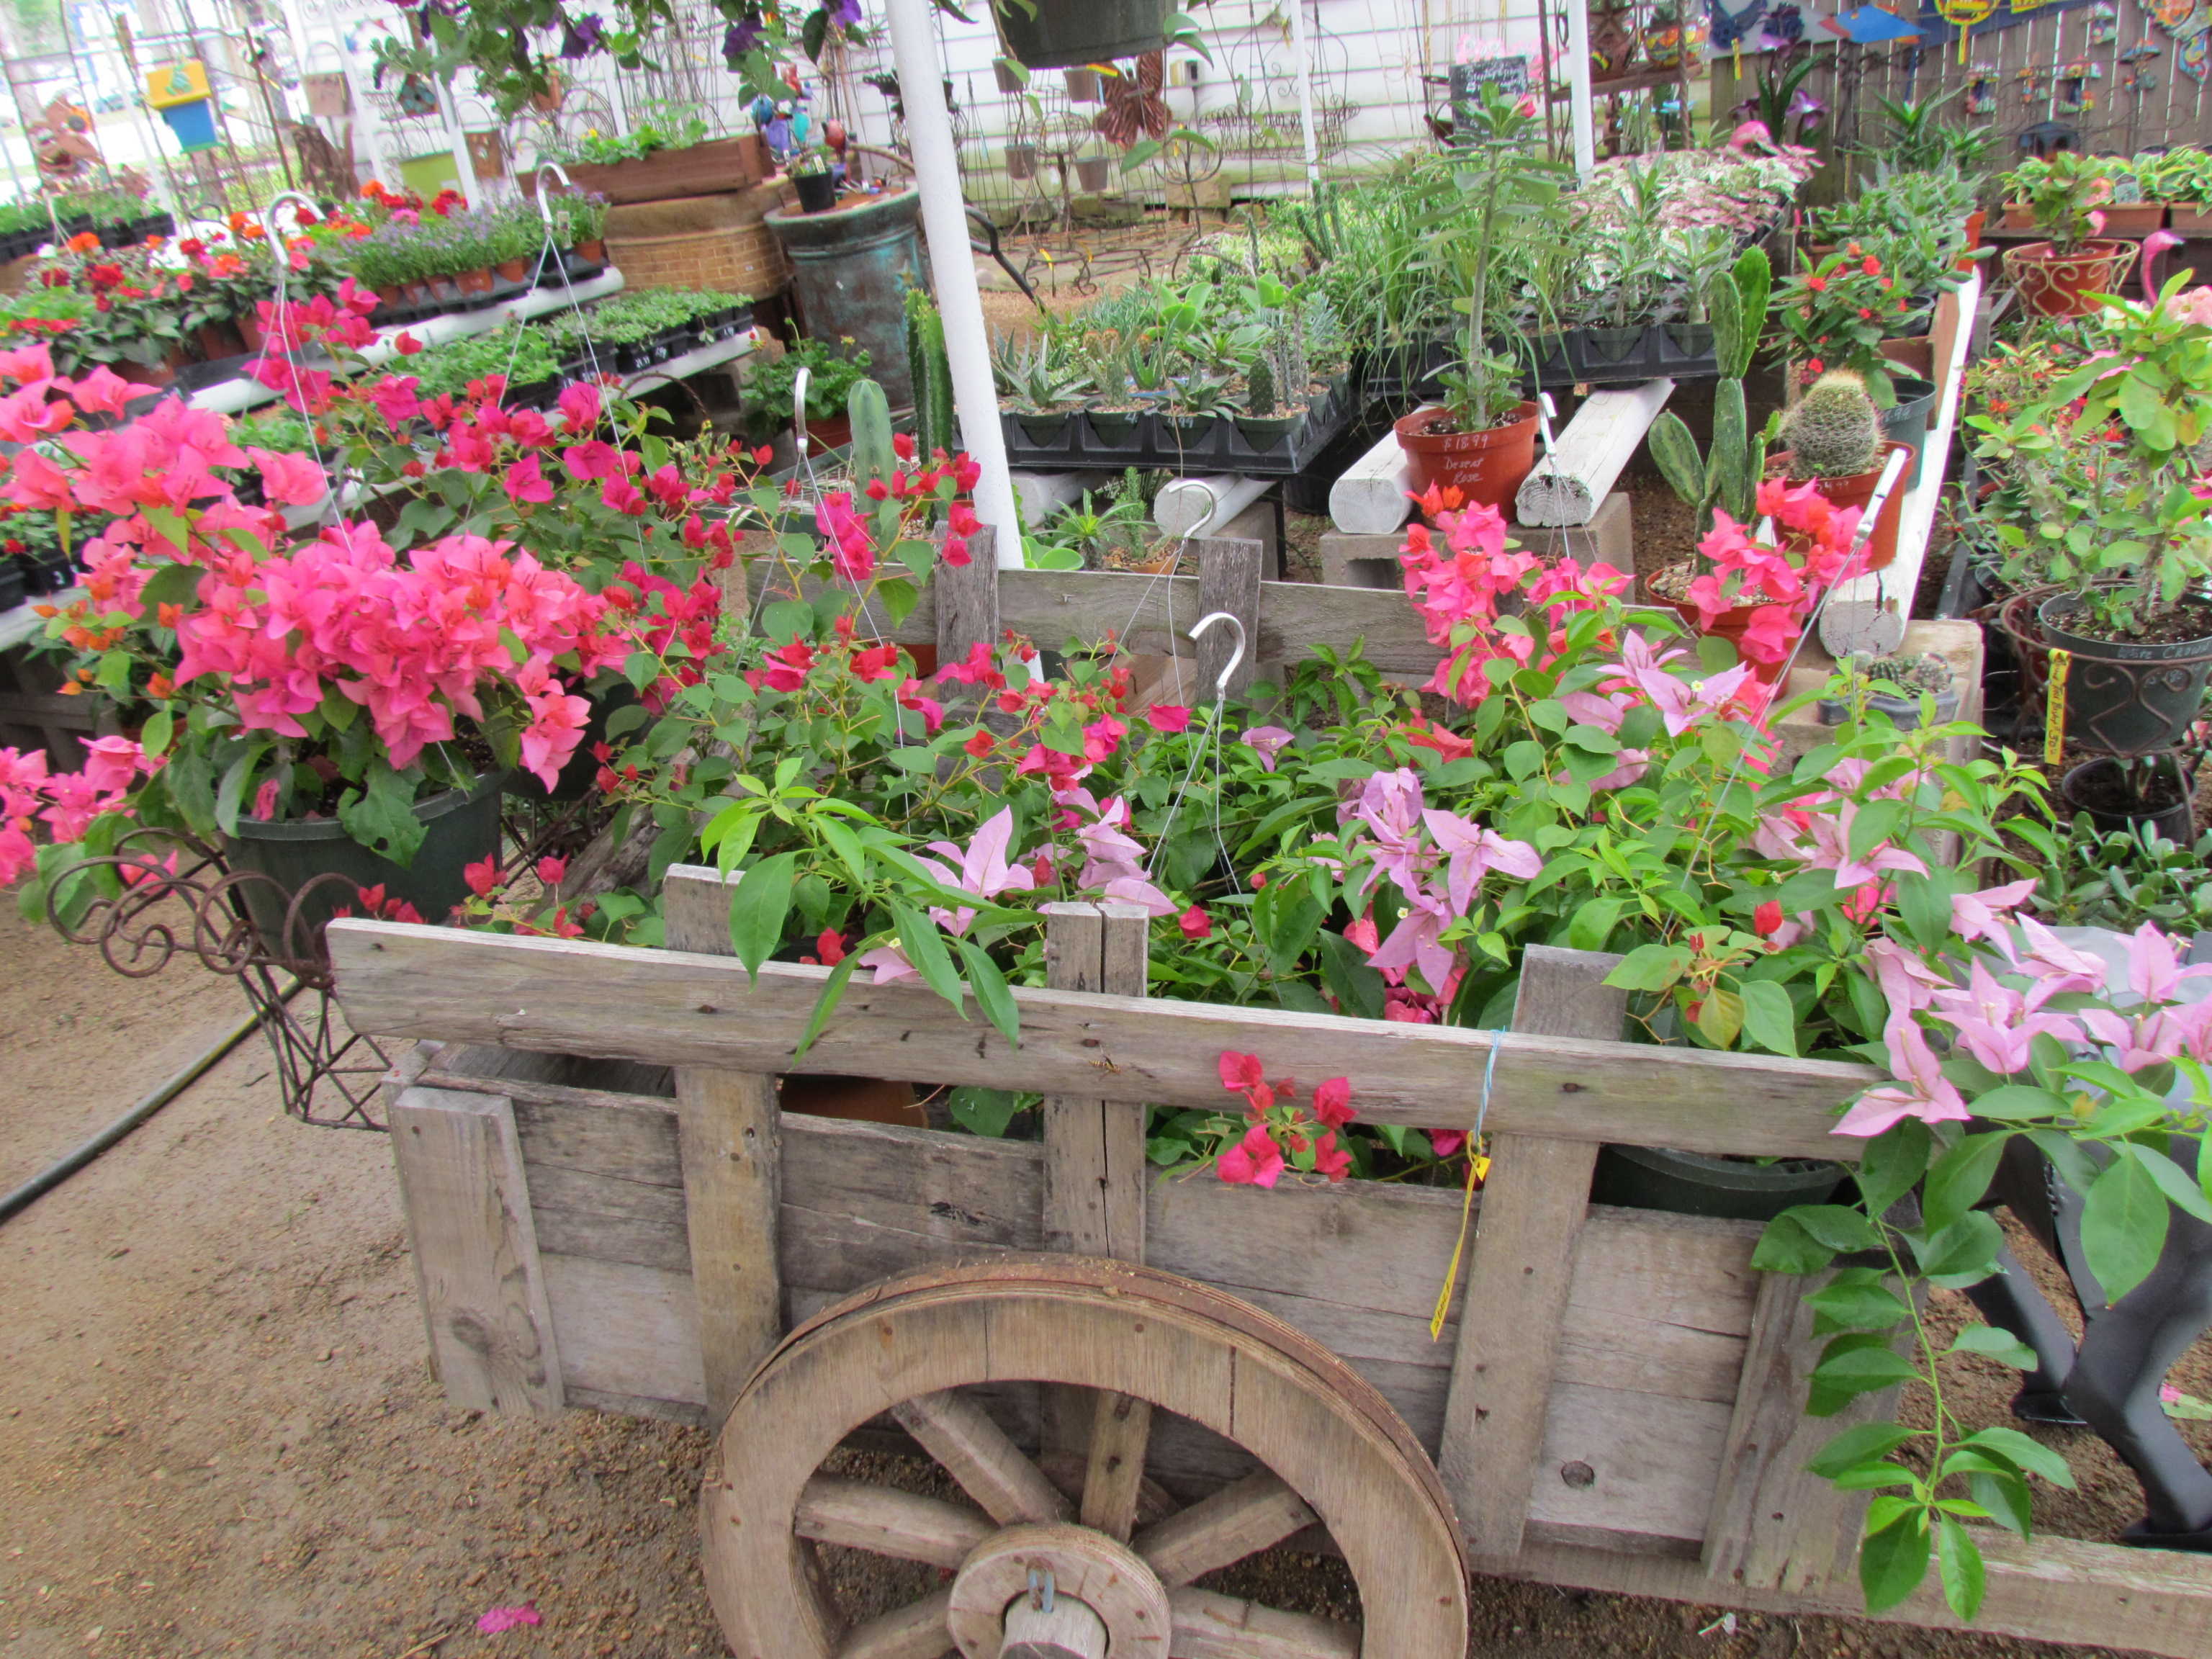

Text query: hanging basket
(997, 0), (1171, 68)
(302, 72), (351, 117)
(2002, 239), (2139, 318)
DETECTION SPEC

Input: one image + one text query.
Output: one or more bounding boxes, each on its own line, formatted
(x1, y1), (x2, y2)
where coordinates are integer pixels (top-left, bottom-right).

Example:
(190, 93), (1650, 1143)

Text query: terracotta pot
(112, 356), (175, 390)
(1393, 402), (1540, 513)
(1877, 335), (1933, 381)
(455, 267), (496, 295)
(2170, 207), (2212, 235)
(1959, 209), (1986, 272)
(238, 315), (266, 351)
(2001, 202), (2036, 231)
(194, 320), (247, 360)
(1651, 566), (1795, 685)
(781, 1075), (927, 1128)
(400, 279), (431, 305)
(2098, 202), (2166, 235)
(1767, 440), (1916, 573)
(495, 257), (529, 282)
(2002, 239), (2139, 318)
(574, 238), (606, 264)
(802, 413), (853, 451)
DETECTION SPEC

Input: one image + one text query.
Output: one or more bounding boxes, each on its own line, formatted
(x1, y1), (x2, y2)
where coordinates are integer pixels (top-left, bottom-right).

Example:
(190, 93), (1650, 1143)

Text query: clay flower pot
(1393, 402), (1539, 513)
(1647, 564), (1796, 685)
(2002, 239), (2139, 318)
(454, 267), (497, 296)
(573, 238), (606, 264)
(495, 257), (529, 282)
(1767, 441), (1917, 573)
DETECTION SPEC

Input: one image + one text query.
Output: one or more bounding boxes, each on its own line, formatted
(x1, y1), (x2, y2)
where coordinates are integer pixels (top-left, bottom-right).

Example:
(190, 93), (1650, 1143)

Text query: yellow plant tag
(2044, 647), (2071, 765)
(1429, 1148), (1491, 1340)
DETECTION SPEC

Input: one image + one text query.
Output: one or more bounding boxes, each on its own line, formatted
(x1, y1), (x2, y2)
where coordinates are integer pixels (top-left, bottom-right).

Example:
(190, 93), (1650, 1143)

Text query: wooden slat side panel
(1557, 1213), (1758, 1405)
(1524, 1382), (1737, 1549)
(328, 919), (1874, 1160)
(388, 1084), (565, 1418)
(539, 1251), (705, 1409)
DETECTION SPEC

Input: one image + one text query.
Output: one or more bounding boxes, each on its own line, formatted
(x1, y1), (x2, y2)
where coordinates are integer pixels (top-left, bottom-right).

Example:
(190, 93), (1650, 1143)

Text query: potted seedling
(1234, 352), (1298, 447)
(1075, 145), (1112, 194)
(1064, 65), (1103, 102)
(789, 145), (840, 213)
(1161, 371), (1237, 442)
(2001, 151), (2140, 318)
(995, 336), (1092, 445)
(1818, 651), (1960, 728)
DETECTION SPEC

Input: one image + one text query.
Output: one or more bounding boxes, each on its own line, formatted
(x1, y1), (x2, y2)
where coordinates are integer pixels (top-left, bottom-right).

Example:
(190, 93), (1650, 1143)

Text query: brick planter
(603, 184), (791, 297)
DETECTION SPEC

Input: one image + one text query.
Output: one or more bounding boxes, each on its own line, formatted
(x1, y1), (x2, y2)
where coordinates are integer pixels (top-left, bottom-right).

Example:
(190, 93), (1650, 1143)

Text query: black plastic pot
(1591, 1143), (1845, 1223)
(219, 770), (506, 962)
(1084, 410), (1143, 445)
(997, 0), (1169, 67)
(1235, 414), (1298, 446)
(2038, 593), (2212, 755)
(2062, 754), (2196, 843)
(793, 171), (839, 213)
(1878, 374), (1938, 489)
(1818, 685), (1961, 729)
(0, 558), (25, 612)
(1017, 412), (1071, 444)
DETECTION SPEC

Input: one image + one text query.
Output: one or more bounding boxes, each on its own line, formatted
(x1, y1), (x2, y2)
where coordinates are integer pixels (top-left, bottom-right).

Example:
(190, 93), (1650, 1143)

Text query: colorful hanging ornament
(1709, 0), (1768, 50)
(1936, 0), (1997, 60)
(1965, 60), (1999, 109)
(2182, 27), (2210, 78)
(2056, 58), (2101, 109)
(2154, 0), (2198, 30)
(2087, 1), (2120, 43)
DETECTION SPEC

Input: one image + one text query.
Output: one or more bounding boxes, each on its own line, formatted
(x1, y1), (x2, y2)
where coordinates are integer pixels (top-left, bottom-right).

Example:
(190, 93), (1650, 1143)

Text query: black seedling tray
(999, 377), (1357, 475)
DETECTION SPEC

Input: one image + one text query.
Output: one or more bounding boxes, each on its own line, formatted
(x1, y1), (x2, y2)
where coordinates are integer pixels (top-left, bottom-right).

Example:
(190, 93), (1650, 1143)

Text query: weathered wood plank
(1524, 1382), (1736, 1549)
(1079, 1391), (1154, 1542)
(663, 868), (785, 1428)
(1477, 1530), (2212, 1659)
(328, 918), (1874, 1160)
(837, 1589), (957, 1659)
(932, 523), (999, 670)
(1167, 1588), (1359, 1659)
(1702, 1262), (1887, 1596)
(1439, 947), (1622, 1555)
(1133, 1472), (1317, 1586)
(795, 1475), (992, 1568)
(891, 1388), (1071, 1527)
(1196, 536), (1264, 698)
(1040, 902), (1151, 1262)
(539, 1251), (703, 1409)
(388, 1085), (566, 1416)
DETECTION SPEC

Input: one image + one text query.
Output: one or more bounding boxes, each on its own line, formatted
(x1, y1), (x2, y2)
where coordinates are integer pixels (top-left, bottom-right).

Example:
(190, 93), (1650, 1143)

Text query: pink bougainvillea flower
(1833, 1017), (1971, 1137)
(477, 1604), (542, 1635)
(1950, 878), (2037, 943)
(1217, 1122), (1285, 1187)
(914, 806), (1035, 935)
(1420, 809), (1540, 917)
(247, 446), (328, 507)
(1241, 725), (1292, 770)
(858, 940), (916, 983)
(1178, 904), (1212, 939)
(1219, 1051), (1265, 1094)
(1311, 1076), (1352, 1128)
(535, 855), (567, 887)
(464, 856), (502, 897)
(503, 454), (555, 506)
(1310, 1130), (1352, 1182)
(70, 364), (137, 415)
(1145, 703), (1192, 734)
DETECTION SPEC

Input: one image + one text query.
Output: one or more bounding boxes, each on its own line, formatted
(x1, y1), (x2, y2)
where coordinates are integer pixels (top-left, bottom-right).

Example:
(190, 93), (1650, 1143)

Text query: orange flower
(66, 231), (99, 253)
(146, 673), (174, 698)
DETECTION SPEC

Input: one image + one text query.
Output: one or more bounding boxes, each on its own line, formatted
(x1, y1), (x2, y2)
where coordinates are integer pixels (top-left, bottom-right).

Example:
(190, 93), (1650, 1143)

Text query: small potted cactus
(1233, 354), (1298, 448)
(1818, 651), (1959, 729)
(1769, 370), (1915, 572)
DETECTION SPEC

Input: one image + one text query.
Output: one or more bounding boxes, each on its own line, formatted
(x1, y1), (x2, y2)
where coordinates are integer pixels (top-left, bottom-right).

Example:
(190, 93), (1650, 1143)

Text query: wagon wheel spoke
(832, 1588), (956, 1659)
(1133, 1470), (1318, 1586)
(797, 1474), (992, 1568)
(1076, 1388), (1154, 1540)
(889, 1388), (1071, 1525)
(1168, 1586), (1361, 1658)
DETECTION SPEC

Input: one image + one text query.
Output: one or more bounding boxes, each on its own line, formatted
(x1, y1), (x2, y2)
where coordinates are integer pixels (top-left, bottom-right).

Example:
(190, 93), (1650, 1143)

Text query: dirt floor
(6, 895), (2212, 1659)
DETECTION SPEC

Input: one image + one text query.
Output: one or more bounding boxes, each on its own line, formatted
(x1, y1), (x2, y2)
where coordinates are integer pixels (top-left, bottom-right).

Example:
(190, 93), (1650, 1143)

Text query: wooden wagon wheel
(701, 1256), (1469, 1659)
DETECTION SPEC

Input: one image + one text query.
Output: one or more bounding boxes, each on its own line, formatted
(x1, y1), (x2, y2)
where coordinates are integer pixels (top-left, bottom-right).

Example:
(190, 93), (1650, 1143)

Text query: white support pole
(1565, 0), (1595, 184)
(1287, 0), (1321, 194)
(883, 0), (1022, 567)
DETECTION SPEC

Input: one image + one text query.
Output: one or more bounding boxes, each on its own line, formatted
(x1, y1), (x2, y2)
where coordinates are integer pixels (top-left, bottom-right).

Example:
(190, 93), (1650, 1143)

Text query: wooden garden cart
(331, 872), (2212, 1659)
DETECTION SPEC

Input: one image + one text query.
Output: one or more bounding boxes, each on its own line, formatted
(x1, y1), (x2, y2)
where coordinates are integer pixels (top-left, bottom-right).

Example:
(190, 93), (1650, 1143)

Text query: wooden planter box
(538, 135), (771, 206)
(336, 894), (2212, 1658)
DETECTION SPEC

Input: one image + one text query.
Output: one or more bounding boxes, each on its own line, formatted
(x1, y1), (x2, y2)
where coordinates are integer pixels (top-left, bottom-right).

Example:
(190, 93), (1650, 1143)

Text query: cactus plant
(1846, 651), (1951, 696)
(904, 288), (956, 460)
(1648, 247), (1771, 529)
(1245, 354), (1277, 418)
(847, 378), (895, 485)
(1780, 371), (1881, 480)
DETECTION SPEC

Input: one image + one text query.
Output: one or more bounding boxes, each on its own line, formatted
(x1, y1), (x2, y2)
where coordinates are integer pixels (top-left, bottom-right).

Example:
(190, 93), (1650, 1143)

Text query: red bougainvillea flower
(1217, 1122), (1285, 1187)
(1178, 904), (1211, 940)
(464, 856), (502, 896)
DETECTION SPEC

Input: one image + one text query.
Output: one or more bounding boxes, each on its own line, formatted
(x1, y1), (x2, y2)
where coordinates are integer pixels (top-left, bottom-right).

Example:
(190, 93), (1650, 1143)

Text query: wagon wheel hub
(947, 1522), (1168, 1658)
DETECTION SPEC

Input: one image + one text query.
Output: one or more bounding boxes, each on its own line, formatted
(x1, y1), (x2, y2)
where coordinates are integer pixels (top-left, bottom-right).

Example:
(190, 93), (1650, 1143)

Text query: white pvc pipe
(1565, 0), (1596, 184)
(883, 0), (1022, 567)
(1156, 472), (1270, 539)
(1287, 0), (1322, 194)
(1008, 469), (1089, 527)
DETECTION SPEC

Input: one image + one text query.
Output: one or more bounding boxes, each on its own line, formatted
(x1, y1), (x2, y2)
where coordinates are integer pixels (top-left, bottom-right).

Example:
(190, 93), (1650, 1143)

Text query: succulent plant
(1781, 370), (1882, 480)
(1845, 651), (1951, 696)
(1244, 354), (1277, 418)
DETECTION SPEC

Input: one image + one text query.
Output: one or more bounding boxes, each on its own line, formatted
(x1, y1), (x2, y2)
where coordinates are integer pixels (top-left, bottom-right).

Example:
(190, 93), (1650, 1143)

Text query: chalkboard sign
(1450, 55), (1533, 127)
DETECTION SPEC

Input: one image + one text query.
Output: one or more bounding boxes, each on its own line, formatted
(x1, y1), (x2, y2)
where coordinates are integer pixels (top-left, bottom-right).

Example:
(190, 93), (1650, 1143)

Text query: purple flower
(723, 15), (764, 61)
(830, 0), (863, 26)
(558, 12), (604, 56)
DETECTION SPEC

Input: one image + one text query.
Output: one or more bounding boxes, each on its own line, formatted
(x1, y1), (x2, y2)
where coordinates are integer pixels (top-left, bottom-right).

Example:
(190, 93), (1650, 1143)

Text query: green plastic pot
(220, 771), (505, 961)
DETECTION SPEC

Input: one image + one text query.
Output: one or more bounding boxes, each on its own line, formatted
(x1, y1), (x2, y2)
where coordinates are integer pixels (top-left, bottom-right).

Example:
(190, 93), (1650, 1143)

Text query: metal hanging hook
(531, 161), (575, 232)
(791, 365), (813, 462)
(1188, 609), (1246, 701)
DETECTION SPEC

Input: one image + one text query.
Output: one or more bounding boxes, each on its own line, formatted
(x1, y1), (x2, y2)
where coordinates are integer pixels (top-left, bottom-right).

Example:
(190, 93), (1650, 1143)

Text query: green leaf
(1503, 739), (1545, 781)
(701, 801), (763, 876)
(727, 852), (799, 976)
(1854, 1120), (1932, 1216)
(1859, 1512), (1932, 1615)
(1752, 1212), (1837, 1275)
(1789, 1204), (1882, 1253)
(1961, 1425), (2078, 1488)
(1913, 1210), (2003, 1285)
(791, 956), (856, 1061)
(1936, 1516), (1986, 1622)
(1810, 1341), (1918, 1394)
(138, 559), (199, 610)
(140, 708), (174, 760)
(1738, 978), (1797, 1056)
(1948, 1324), (2039, 1370)
(213, 742), (270, 837)
(948, 1085), (1026, 1136)
(2121, 1140), (2212, 1226)
(1605, 941), (1692, 992)
(1846, 799), (1907, 864)
(1805, 1273), (1912, 1331)
(336, 763), (425, 866)
(1969, 1084), (2071, 1122)
(1967, 1469), (2032, 1536)
(891, 901), (966, 1016)
(814, 816), (871, 891)
(2080, 1149), (2171, 1303)
(1564, 896), (1623, 953)
(760, 598), (814, 642)
(1922, 1133), (2010, 1236)
(1807, 1421), (1918, 1478)
(956, 938), (1020, 1048)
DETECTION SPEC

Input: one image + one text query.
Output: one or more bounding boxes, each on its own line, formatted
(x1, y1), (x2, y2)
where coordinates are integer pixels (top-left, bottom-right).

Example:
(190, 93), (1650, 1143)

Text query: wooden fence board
(329, 917), (1874, 1160)
(539, 1250), (703, 1411)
